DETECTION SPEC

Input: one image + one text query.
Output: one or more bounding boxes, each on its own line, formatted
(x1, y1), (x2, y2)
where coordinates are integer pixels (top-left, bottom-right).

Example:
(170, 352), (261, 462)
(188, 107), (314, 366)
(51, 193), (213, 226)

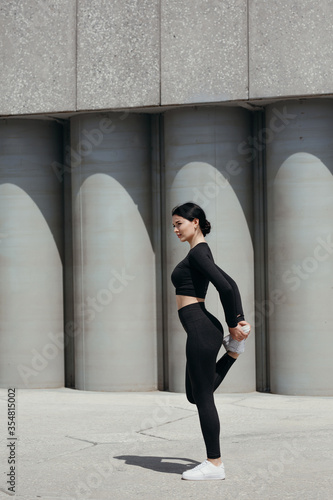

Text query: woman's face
(172, 215), (197, 243)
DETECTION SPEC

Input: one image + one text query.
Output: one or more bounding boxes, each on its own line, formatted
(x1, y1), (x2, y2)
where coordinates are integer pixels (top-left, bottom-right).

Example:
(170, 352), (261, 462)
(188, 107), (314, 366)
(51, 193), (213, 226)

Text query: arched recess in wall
(266, 100), (333, 396)
(73, 173), (157, 390)
(71, 112), (157, 391)
(163, 106), (255, 393)
(0, 119), (64, 388)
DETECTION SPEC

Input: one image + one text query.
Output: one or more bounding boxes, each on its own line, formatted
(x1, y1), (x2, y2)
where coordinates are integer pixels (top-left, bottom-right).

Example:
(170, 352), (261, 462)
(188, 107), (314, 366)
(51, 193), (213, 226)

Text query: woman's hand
(238, 320), (251, 336)
(229, 321), (251, 341)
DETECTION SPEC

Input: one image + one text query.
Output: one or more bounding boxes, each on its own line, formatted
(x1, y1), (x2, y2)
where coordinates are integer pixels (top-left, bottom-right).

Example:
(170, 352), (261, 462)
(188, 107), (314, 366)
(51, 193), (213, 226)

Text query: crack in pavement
(137, 432), (173, 441)
(170, 405), (197, 413)
(137, 412), (195, 435)
(66, 435), (98, 446)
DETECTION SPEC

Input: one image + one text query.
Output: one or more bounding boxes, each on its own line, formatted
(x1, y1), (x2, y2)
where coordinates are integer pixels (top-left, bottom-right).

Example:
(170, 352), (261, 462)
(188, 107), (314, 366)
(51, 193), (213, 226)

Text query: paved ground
(0, 388), (332, 499)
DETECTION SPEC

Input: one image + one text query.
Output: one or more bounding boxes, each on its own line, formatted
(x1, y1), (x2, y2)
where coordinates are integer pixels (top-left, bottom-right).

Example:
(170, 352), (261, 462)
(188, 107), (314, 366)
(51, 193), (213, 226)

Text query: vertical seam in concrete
(63, 121), (75, 388)
(262, 129), (270, 392)
(75, 1), (85, 388)
(247, 0), (250, 100)
(151, 115), (165, 390)
(78, 118), (85, 390)
(159, 0), (162, 106)
(253, 110), (270, 392)
(75, 0), (78, 111)
(159, 114), (168, 390)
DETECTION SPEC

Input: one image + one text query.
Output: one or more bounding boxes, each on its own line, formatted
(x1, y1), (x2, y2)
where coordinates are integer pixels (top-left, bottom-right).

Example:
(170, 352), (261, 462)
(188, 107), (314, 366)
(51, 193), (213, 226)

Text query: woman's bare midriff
(176, 295), (205, 310)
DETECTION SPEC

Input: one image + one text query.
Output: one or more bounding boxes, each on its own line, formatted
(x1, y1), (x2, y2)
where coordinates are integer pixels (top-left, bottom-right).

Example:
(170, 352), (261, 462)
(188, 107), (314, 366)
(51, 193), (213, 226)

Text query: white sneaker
(222, 335), (245, 354)
(181, 460), (225, 481)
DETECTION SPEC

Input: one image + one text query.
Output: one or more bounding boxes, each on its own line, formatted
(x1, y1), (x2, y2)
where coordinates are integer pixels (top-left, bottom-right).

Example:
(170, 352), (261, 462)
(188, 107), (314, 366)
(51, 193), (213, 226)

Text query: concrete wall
(70, 112), (157, 391)
(266, 100), (333, 395)
(0, 0), (76, 115)
(77, 0), (160, 110)
(1, 101), (333, 395)
(249, 0), (333, 98)
(249, 1), (333, 99)
(161, 0), (248, 104)
(1, 2), (333, 396)
(2, 1), (333, 115)
(0, 119), (64, 388)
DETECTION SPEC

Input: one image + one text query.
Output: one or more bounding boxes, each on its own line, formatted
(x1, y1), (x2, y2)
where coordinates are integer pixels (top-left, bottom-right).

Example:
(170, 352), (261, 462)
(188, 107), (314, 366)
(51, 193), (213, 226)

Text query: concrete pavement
(0, 388), (332, 499)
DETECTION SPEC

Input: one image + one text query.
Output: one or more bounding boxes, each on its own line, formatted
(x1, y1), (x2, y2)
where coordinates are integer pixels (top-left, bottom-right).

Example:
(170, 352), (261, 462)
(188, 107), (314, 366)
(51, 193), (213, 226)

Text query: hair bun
(202, 220), (211, 236)
(172, 202), (212, 236)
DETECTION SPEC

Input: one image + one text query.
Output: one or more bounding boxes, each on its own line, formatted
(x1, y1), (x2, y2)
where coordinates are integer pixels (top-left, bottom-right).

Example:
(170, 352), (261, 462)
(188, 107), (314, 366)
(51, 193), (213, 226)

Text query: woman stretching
(171, 202), (251, 481)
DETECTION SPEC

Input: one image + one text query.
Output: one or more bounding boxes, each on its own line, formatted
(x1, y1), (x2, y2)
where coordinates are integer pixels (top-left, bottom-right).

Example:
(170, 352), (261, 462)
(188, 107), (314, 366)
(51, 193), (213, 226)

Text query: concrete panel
(266, 100), (333, 395)
(161, 0), (248, 105)
(164, 106), (255, 393)
(0, 119), (64, 388)
(71, 112), (157, 391)
(0, 0), (76, 115)
(250, 1), (333, 98)
(77, 0), (160, 110)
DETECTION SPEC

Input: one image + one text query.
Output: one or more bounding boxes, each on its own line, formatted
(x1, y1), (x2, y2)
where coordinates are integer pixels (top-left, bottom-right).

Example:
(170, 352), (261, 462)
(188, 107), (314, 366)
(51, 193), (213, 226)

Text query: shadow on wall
(169, 161), (253, 245)
(69, 112), (154, 250)
(0, 119), (64, 261)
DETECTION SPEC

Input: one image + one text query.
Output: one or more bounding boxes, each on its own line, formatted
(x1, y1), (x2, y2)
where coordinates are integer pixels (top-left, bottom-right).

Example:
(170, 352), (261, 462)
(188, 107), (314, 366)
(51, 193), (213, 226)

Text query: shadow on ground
(114, 455), (200, 475)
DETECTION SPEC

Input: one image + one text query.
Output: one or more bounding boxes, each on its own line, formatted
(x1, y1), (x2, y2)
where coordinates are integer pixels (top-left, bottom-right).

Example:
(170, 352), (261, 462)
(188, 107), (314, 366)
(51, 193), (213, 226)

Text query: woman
(171, 202), (251, 481)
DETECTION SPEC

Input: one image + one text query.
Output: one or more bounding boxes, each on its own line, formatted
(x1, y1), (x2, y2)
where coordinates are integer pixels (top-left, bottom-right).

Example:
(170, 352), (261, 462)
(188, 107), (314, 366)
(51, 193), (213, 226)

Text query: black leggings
(178, 302), (235, 459)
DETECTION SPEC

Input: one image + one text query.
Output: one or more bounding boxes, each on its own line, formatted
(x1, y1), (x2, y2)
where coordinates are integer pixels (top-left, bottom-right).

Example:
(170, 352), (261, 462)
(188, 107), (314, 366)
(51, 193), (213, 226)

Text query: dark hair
(172, 202), (211, 236)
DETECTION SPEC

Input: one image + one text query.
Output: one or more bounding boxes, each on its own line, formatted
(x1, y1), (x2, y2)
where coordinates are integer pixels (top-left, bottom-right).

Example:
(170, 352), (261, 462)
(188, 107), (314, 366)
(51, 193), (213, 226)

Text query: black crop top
(171, 242), (245, 328)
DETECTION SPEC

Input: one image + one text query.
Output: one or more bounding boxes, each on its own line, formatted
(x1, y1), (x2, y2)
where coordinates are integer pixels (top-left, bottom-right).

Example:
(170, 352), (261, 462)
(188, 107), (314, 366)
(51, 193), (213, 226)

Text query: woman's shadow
(114, 455), (200, 475)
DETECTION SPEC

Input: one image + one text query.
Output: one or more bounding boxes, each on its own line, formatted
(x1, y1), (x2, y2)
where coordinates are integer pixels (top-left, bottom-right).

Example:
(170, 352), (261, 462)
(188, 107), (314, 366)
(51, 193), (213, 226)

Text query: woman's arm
(215, 264), (245, 322)
(188, 245), (242, 328)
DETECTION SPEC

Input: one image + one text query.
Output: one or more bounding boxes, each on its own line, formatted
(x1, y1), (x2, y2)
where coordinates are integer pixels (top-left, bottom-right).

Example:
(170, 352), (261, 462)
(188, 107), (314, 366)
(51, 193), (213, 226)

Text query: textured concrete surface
(0, 119), (64, 388)
(0, 389), (332, 499)
(70, 113), (157, 391)
(0, 0), (76, 115)
(265, 100), (333, 396)
(77, 0), (160, 110)
(161, 0), (248, 105)
(249, 0), (333, 98)
(3, 1), (333, 116)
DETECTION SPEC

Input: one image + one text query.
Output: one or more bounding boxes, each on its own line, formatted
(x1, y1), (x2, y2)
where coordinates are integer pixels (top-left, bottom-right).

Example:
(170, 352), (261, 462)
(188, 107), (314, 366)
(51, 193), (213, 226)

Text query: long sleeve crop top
(171, 242), (245, 328)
